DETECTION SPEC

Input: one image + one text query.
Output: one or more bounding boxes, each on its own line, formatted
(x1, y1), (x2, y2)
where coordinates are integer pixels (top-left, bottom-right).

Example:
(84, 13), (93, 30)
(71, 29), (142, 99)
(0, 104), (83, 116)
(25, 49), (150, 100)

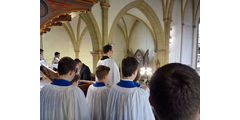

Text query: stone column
(180, 22), (184, 62)
(75, 51), (80, 58)
(163, 18), (172, 63)
(100, 1), (110, 46)
(40, 35), (43, 49)
(154, 49), (167, 68)
(90, 51), (104, 72)
(191, 24), (197, 68)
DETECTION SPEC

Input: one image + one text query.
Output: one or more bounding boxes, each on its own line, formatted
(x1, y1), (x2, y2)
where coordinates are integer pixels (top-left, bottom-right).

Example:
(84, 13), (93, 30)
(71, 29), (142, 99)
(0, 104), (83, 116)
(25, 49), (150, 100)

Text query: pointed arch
(80, 12), (101, 51)
(109, 1), (167, 65)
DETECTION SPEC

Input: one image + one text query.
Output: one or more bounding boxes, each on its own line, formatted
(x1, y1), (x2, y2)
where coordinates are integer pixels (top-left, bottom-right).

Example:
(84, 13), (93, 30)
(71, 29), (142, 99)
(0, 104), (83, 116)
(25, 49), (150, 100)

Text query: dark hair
(74, 58), (82, 63)
(55, 52), (60, 56)
(103, 44), (112, 53)
(96, 65), (110, 80)
(40, 49), (44, 53)
(58, 57), (76, 75)
(122, 57), (139, 77)
(150, 63), (200, 120)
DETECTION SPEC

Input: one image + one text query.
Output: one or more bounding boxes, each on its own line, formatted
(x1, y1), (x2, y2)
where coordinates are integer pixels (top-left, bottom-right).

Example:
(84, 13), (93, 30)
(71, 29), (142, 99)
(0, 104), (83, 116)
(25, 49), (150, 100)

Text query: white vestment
(40, 84), (90, 120)
(51, 63), (58, 70)
(86, 83), (110, 120)
(106, 80), (155, 120)
(40, 57), (48, 67)
(97, 58), (120, 86)
(51, 57), (59, 70)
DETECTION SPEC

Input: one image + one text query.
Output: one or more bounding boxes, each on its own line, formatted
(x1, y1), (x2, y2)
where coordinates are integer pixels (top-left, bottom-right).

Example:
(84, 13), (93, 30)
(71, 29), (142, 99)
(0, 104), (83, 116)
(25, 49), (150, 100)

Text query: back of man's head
(74, 58), (82, 63)
(96, 65), (110, 80)
(103, 44), (112, 54)
(150, 63), (200, 120)
(40, 49), (44, 53)
(122, 57), (139, 77)
(58, 57), (76, 75)
(55, 52), (60, 56)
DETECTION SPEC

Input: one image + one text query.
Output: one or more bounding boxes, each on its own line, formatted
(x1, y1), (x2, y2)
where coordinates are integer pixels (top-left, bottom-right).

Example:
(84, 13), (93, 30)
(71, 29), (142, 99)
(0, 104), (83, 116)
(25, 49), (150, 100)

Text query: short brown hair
(96, 65), (110, 80)
(150, 63), (200, 120)
(58, 57), (76, 75)
(122, 57), (139, 77)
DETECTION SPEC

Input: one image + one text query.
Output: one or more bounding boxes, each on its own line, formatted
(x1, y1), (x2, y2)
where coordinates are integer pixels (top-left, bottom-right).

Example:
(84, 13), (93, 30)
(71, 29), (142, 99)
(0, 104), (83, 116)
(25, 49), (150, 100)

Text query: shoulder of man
(71, 85), (85, 96)
(132, 87), (149, 97)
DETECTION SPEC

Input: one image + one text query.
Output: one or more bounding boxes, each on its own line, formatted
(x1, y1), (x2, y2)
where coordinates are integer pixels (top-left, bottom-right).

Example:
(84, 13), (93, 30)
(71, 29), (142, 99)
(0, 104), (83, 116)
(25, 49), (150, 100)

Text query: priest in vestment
(97, 44), (120, 86)
(106, 57), (155, 120)
(40, 57), (90, 120)
(86, 65), (111, 120)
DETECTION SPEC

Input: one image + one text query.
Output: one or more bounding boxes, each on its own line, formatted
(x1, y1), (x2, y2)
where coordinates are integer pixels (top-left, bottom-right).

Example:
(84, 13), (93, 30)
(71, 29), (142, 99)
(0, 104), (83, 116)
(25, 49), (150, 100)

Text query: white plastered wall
(127, 8), (153, 31)
(112, 26), (127, 70)
(129, 21), (154, 68)
(78, 30), (93, 73)
(122, 15), (137, 35)
(108, 0), (135, 35)
(42, 26), (75, 66)
(144, 0), (164, 30)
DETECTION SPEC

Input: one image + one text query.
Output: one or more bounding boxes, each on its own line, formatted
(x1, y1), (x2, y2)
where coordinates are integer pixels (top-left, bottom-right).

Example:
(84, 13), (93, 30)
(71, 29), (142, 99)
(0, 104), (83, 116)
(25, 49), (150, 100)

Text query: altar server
(97, 44), (120, 86)
(86, 65), (111, 120)
(106, 57), (155, 120)
(40, 49), (48, 67)
(51, 52), (60, 71)
(40, 57), (90, 120)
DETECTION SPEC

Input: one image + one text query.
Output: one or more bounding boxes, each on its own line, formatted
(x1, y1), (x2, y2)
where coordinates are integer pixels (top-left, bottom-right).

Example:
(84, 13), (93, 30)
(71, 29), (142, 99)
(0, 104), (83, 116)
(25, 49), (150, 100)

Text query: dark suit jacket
(79, 64), (91, 80)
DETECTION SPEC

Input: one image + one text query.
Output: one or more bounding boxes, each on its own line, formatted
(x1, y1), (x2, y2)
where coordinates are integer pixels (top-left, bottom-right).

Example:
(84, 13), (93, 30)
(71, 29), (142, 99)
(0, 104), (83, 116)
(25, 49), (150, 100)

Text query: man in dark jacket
(74, 58), (91, 80)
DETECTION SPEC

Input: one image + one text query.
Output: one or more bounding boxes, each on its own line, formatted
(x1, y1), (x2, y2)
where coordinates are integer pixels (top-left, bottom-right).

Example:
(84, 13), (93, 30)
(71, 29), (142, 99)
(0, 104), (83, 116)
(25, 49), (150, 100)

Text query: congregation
(40, 44), (200, 120)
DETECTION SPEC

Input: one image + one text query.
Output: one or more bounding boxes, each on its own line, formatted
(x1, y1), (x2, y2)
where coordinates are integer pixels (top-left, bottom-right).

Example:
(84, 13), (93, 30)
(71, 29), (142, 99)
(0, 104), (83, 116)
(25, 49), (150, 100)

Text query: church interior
(4, 0), (240, 119)
(40, 0), (200, 119)
(40, 0), (200, 75)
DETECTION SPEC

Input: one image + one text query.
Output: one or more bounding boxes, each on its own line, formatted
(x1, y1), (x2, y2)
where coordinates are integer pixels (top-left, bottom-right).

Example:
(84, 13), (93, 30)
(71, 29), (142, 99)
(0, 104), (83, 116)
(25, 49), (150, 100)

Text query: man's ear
(104, 74), (109, 80)
(104, 75), (107, 80)
(134, 69), (138, 75)
(69, 70), (75, 76)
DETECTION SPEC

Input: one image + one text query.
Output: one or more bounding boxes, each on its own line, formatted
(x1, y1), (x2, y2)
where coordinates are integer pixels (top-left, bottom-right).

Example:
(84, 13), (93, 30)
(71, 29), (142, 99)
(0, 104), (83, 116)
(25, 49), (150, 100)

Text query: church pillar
(163, 18), (172, 64)
(40, 35), (43, 49)
(100, 0), (110, 46)
(90, 51), (104, 72)
(154, 49), (167, 69)
(75, 50), (80, 58)
(180, 22), (184, 62)
(191, 24), (197, 69)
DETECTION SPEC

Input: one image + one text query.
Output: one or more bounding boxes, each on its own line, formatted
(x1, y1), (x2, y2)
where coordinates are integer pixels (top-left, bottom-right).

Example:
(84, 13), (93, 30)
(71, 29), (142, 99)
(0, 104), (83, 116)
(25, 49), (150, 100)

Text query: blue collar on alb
(117, 80), (136, 88)
(93, 82), (106, 87)
(51, 79), (71, 86)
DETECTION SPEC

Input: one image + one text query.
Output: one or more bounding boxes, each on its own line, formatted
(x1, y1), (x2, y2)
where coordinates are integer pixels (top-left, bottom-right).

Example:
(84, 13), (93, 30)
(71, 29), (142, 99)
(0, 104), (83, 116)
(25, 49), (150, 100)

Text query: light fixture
(140, 67), (152, 76)
(140, 67), (145, 75)
(146, 67), (152, 76)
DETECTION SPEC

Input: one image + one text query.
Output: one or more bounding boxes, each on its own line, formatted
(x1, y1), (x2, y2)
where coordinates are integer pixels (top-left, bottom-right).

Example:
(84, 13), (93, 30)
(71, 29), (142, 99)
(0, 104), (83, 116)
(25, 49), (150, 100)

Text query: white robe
(40, 57), (48, 67)
(97, 58), (120, 86)
(106, 80), (155, 120)
(51, 57), (59, 69)
(40, 84), (90, 120)
(86, 84), (110, 120)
